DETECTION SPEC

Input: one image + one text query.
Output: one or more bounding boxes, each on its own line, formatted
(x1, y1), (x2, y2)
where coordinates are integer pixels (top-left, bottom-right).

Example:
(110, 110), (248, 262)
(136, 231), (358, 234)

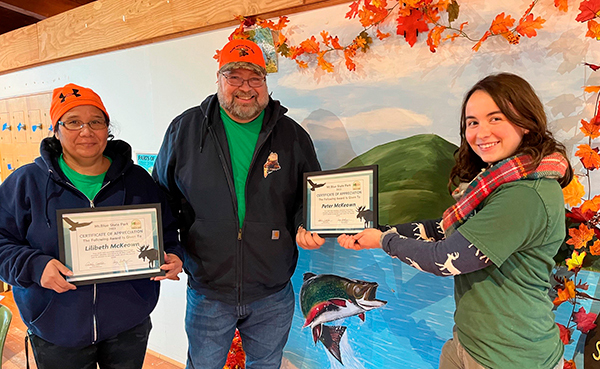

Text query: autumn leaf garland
(217, 0), (600, 73)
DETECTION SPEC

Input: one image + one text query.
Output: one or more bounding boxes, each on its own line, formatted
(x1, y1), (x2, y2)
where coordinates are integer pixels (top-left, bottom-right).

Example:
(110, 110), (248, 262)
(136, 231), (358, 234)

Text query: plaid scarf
(441, 152), (569, 236)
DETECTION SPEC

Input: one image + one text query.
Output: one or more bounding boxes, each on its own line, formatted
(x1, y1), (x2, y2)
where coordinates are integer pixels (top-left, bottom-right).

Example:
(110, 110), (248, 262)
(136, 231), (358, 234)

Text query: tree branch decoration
(552, 61), (600, 368)
(216, 0), (600, 73)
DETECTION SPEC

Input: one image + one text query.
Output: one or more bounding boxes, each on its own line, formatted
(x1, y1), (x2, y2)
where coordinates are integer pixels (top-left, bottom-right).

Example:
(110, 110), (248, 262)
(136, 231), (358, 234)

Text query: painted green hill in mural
(343, 134), (458, 225)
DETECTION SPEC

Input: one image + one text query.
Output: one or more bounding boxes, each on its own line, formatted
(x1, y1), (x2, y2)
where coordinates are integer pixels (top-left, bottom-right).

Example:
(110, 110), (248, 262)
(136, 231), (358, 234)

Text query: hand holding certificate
(303, 165), (378, 237)
(57, 204), (165, 285)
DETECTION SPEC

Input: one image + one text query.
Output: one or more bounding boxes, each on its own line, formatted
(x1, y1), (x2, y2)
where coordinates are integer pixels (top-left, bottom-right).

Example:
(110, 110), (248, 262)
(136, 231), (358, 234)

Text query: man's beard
(217, 87), (268, 122)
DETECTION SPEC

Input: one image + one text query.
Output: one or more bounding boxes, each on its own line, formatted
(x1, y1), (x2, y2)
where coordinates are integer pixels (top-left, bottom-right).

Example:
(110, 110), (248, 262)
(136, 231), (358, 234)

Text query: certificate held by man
(303, 165), (378, 237)
(57, 204), (165, 285)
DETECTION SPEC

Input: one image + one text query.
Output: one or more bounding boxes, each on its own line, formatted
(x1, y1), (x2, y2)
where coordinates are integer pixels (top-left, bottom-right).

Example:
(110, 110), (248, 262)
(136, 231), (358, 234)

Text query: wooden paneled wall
(0, 93), (53, 181)
(0, 0), (350, 76)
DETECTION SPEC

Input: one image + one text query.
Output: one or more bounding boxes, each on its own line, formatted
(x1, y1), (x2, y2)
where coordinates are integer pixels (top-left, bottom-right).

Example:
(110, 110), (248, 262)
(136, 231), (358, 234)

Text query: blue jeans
(185, 282), (295, 369)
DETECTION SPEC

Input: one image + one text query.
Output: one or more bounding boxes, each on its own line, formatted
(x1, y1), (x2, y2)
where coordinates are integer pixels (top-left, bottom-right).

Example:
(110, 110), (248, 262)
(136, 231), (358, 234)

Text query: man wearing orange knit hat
(153, 39), (323, 368)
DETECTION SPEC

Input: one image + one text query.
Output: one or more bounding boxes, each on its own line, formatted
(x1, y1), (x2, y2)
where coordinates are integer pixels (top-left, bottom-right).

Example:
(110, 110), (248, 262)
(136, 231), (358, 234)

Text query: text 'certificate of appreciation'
(304, 165), (378, 237)
(57, 204), (165, 285)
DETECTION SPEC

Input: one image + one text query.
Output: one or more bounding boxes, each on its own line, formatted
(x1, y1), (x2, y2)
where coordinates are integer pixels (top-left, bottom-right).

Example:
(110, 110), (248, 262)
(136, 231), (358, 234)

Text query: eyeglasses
(58, 120), (108, 131)
(221, 73), (266, 88)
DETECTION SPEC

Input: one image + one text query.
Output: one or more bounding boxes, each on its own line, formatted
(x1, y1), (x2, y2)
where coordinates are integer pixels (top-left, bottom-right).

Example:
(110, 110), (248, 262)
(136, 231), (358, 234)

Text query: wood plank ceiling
(0, 0), (95, 35)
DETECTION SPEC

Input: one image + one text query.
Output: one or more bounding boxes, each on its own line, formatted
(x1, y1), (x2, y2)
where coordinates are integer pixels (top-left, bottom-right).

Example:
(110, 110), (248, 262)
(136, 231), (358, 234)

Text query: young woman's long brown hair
(448, 73), (573, 192)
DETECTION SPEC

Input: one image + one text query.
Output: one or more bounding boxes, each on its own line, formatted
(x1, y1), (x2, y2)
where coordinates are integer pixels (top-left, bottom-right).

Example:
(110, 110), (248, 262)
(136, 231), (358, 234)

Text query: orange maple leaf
(584, 86), (600, 93)
(289, 46), (305, 60)
(300, 36), (320, 54)
(331, 36), (343, 50)
(213, 49), (222, 61)
(555, 0), (569, 11)
(427, 25), (446, 52)
(372, 0), (388, 8)
(581, 118), (600, 139)
(473, 30), (491, 51)
(295, 60), (309, 69)
(359, 7), (376, 27)
(575, 144), (600, 170)
(586, 19), (600, 40)
(275, 16), (290, 31)
(553, 278), (577, 306)
(490, 12), (516, 35)
(396, 9), (430, 47)
(320, 31), (330, 46)
(355, 36), (367, 49)
(581, 195), (600, 213)
(433, 0), (452, 12)
(591, 240), (600, 256)
(567, 223), (596, 249)
(317, 51), (334, 73)
(563, 176), (586, 207)
(376, 28), (391, 40)
(344, 46), (358, 71)
(516, 13), (545, 38)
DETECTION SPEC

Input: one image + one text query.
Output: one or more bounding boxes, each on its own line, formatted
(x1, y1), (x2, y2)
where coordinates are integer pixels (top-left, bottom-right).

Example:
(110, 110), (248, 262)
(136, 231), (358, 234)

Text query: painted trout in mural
(300, 273), (387, 365)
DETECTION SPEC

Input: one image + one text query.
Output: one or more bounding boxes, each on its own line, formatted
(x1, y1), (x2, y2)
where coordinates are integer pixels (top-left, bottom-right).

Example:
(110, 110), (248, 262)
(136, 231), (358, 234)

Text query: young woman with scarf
(337, 73), (573, 369)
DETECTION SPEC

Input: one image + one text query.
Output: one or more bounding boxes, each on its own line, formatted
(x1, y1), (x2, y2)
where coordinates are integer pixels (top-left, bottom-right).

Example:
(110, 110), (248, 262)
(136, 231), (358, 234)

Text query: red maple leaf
(585, 62), (600, 71)
(346, 0), (361, 19)
(576, 0), (600, 22)
(573, 306), (598, 333)
(396, 9), (430, 47)
(556, 323), (572, 344)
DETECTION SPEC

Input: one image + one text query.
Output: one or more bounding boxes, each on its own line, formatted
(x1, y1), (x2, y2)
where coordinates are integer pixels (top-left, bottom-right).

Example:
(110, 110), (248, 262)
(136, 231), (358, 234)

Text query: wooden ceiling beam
(0, 1), (45, 20)
(0, 0), (94, 19)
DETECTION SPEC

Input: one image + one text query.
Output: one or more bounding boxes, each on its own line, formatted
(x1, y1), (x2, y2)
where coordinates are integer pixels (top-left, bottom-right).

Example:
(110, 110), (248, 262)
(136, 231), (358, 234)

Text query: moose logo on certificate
(303, 165), (378, 237)
(57, 204), (165, 285)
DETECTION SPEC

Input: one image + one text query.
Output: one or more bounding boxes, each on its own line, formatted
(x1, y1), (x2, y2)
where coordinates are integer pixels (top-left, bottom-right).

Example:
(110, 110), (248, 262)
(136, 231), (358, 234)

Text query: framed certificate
(303, 165), (378, 237)
(57, 204), (165, 285)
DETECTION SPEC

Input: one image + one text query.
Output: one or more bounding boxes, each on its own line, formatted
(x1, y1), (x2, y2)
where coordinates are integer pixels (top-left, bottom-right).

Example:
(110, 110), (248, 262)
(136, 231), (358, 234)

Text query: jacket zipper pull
(237, 229), (242, 240)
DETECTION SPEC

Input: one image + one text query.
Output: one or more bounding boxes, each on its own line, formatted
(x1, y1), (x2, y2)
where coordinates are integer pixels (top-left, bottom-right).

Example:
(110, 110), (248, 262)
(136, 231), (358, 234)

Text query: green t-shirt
(220, 108), (263, 226)
(454, 179), (565, 369)
(58, 154), (109, 201)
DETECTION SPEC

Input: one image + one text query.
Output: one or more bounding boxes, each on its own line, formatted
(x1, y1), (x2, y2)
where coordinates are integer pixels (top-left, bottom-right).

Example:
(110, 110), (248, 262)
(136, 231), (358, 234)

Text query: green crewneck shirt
(58, 154), (110, 201)
(220, 108), (264, 226)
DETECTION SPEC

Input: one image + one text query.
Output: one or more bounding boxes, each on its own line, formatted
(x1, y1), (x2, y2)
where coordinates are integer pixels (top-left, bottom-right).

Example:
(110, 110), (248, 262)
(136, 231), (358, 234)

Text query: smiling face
(55, 105), (108, 165)
(217, 68), (269, 123)
(464, 90), (528, 164)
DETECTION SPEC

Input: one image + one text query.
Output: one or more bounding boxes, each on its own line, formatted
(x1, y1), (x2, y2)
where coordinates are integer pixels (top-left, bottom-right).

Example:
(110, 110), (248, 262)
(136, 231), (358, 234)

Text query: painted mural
(253, 1), (600, 368)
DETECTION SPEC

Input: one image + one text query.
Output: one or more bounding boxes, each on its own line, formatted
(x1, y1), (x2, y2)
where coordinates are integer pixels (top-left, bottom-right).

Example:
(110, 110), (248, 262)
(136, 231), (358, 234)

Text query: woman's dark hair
(448, 73), (573, 191)
(49, 112), (113, 151)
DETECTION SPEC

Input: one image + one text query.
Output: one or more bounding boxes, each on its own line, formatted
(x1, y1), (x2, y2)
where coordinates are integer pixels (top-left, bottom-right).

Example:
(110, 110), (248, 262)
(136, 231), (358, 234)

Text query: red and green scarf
(441, 153), (569, 236)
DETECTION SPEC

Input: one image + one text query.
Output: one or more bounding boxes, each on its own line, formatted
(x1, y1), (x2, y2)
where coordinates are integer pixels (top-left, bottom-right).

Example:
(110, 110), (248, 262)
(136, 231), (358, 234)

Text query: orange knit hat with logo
(50, 83), (109, 125)
(218, 39), (266, 72)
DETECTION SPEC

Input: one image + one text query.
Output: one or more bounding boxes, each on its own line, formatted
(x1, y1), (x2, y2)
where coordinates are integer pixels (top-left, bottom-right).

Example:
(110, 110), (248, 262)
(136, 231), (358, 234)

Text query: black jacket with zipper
(153, 94), (320, 305)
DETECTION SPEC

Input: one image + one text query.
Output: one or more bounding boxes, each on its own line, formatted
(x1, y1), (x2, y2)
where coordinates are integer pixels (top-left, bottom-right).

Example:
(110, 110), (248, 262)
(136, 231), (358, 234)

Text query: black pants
(29, 317), (152, 369)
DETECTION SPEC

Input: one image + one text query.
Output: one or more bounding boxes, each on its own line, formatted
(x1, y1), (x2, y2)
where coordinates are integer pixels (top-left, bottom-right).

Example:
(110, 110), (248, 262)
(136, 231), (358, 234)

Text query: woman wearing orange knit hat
(0, 83), (183, 369)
